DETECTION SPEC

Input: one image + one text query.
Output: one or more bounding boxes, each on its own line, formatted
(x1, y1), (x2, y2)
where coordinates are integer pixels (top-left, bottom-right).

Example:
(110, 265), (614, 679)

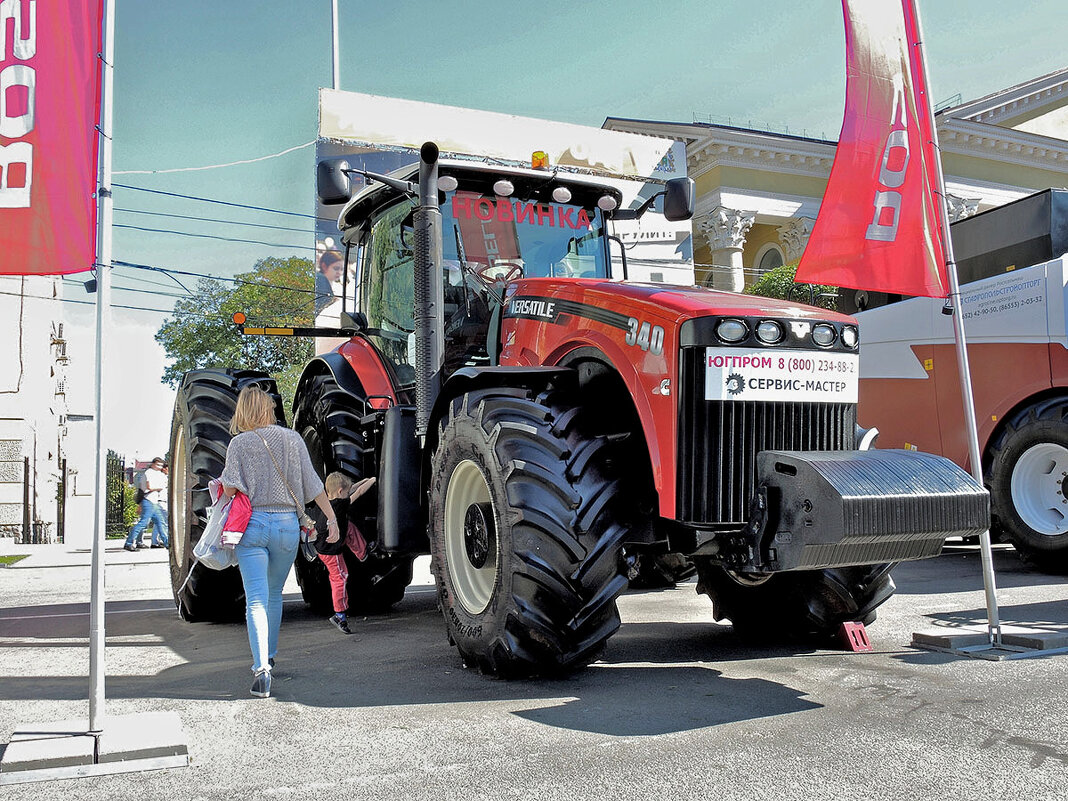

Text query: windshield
(358, 190), (610, 384)
(445, 191), (609, 281)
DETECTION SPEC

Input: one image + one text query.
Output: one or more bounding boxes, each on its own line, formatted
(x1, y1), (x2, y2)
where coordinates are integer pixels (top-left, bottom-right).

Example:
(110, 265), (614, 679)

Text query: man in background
(124, 457), (170, 551)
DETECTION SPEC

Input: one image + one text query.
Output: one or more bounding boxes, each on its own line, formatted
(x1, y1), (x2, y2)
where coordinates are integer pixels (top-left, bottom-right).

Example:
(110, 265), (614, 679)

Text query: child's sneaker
(330, 614), (352, 635)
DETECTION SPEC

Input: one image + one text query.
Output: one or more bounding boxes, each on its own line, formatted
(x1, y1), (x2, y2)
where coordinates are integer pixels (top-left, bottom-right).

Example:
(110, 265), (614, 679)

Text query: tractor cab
(323, 157), (689, 387)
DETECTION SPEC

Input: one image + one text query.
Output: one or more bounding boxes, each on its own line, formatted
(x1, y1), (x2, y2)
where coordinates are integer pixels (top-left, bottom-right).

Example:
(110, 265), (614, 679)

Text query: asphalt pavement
(0, 538), (1066, 800)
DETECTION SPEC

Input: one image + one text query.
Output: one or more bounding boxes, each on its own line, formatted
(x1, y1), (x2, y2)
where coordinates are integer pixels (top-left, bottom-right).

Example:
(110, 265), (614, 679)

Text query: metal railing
(105, 451), (127, 537)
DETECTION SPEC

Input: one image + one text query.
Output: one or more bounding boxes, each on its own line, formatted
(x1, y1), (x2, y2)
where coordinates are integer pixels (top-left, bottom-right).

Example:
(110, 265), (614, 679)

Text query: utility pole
(331, 0), (340, 89)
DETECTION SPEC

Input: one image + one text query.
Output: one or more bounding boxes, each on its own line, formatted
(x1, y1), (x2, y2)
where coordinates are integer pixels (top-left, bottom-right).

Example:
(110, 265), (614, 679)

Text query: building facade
(0, 275), (70, 541)
(605, 68), (1068, 294)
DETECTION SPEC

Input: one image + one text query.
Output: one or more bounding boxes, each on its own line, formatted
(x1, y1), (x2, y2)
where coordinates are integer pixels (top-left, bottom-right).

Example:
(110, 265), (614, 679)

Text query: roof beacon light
(493, 179), (515, 197)
(531, 150), (549, 170)
(232, 312), (247, 325)
(552, 186), (572, 203)
(597, 194), (618, 212)
(437, 175), (458, 192)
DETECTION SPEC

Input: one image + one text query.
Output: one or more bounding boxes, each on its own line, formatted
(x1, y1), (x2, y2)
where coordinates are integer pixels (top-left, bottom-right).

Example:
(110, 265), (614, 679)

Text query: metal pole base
(0, 712), (189, 786)
(912, 627), (1068, 661)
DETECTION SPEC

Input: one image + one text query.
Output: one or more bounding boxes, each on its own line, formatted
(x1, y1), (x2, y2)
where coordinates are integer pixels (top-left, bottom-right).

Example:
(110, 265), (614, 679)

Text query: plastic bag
(193, 490), (237, 571)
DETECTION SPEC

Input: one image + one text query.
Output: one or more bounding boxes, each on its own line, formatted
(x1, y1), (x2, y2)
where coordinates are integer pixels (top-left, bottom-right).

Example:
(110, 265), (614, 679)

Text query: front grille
(677, 346), (856, 526)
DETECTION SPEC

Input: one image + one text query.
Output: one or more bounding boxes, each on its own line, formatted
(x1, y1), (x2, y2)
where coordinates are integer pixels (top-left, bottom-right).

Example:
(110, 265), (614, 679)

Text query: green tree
(744, 261), (840, 311)
(155, 256), (315, 414)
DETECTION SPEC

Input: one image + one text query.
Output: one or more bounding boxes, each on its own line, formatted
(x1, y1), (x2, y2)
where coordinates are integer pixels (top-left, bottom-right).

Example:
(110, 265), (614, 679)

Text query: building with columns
(605, 67), (1068, 291)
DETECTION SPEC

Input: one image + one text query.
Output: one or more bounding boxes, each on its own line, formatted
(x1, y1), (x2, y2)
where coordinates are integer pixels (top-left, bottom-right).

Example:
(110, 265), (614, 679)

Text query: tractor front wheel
(429, 388), (629, 677)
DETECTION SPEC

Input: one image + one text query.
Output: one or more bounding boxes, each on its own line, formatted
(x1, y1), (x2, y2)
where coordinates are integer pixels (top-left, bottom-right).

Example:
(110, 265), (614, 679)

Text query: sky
(59, 0), (1068, 460)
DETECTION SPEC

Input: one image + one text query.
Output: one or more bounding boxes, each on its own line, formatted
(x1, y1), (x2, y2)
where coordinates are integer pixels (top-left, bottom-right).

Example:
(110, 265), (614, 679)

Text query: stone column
(697, 206), (755, 292)
(777, 217), (815, 264)
(946, 194), (981, 222)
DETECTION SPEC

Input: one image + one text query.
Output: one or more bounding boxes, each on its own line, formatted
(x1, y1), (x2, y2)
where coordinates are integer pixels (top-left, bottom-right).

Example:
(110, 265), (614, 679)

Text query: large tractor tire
(169, 369), (284, 622)
(988, 398), (1068, 573)
(428, 387), (630, 677)
(292, 371), (413, 614)
(694, 560), (896, 643)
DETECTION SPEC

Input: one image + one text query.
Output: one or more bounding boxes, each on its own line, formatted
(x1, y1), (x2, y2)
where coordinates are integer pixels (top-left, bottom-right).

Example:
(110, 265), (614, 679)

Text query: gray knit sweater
(219, 425), (324, 511)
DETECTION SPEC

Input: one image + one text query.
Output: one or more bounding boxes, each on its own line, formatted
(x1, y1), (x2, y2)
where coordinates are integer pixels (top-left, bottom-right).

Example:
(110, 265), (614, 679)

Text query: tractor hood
(508, 278), (855, 326)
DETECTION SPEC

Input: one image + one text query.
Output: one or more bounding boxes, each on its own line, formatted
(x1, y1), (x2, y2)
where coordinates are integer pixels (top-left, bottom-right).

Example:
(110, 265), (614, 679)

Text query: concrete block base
(912, 626), (1068, 661)
(0, 712), (189, 786)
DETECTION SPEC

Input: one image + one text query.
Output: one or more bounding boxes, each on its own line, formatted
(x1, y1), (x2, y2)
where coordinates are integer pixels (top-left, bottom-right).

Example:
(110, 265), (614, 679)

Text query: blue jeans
(235, 510), (299, 672)
(125, 499), (169, 547)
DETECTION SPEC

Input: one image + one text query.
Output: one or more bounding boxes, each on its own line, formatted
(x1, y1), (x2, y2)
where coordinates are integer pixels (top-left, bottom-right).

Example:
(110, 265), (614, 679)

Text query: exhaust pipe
(412, 142), (445, 439)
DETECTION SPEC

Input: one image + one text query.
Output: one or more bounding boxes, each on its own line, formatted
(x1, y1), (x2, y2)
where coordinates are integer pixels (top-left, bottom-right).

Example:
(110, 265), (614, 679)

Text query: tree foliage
(155, 256), (315, 414)
(744, 261), (840, 311)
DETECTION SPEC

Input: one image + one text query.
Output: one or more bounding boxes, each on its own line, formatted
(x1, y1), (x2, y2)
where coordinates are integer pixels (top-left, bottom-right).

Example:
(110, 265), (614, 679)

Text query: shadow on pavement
(511, 666), (820, 735)
(922, 598), (1068, 630)
(891, 546), (1068, 595)
(0, 587), (823, 736)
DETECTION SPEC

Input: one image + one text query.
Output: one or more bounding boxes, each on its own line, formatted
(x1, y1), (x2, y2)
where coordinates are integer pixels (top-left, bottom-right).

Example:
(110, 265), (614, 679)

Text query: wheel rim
(444, 460), (498, 615)
(172, 423), (189, 558)
(1011, 442), (1068, 536)
(725, 568), (773, 587)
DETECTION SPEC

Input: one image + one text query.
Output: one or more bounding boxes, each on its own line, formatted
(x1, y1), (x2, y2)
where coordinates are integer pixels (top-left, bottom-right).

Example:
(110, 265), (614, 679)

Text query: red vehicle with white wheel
(854, 189), (1068, 572)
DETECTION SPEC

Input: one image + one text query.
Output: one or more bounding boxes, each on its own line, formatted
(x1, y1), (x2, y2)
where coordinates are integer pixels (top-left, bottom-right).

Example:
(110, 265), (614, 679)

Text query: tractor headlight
(716, 318), (749, 343)
(841, 325), (859, 349)
(812, 323), (837, 347)
(755, 320), (784, 345)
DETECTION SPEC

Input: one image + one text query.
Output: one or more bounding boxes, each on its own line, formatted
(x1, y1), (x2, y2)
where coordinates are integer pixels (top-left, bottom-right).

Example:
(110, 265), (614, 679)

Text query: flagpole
(908, 0), (1001, 645)
(331, 0), (340, 89)
(90, 0), (116, 733)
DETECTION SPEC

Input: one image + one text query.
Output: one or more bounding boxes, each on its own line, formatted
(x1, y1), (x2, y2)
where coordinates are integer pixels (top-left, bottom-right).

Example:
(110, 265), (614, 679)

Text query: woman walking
(220, 385), (338, 698)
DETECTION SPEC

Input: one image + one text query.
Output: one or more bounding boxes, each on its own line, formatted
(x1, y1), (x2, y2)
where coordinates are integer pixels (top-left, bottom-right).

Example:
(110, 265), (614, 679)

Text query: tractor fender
(294, 340), (400, 416)
(547, 331), (670, 517)
(427, 366), (576, 449)
(294, 353), (368, 415)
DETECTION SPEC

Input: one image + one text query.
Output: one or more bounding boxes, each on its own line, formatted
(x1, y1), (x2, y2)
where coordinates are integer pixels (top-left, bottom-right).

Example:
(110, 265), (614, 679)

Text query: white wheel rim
(1010, 442), (1068, 536)
(172, 424), (189, 556)
(444, 460), (498, 615)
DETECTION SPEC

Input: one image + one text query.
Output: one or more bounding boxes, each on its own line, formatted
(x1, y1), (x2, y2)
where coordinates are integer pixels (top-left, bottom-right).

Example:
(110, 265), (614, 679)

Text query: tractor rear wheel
(694, 560), (896, 643)
(988, 398), (1068, 573)
(169, 369), (284, 622)
(429, 388), (630, 677)
(293, 371), (413, 613)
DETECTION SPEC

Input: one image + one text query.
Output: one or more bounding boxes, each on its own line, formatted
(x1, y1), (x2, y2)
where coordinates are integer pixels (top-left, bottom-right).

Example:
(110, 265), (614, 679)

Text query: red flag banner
(796, 0), (948, 298)
(1, 0), (103, 275)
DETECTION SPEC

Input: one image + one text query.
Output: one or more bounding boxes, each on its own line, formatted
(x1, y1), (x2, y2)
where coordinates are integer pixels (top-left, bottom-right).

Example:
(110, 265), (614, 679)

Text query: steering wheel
(474, 262), (523, 284)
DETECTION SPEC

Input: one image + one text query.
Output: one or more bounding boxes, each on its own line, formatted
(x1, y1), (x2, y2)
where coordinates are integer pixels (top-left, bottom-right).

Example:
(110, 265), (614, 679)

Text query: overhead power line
(0, 286), (218, 318)
(61, 276), (192, 302)
(112, 260), (317, 296)
(114, 207), (312, 235)
(113, 140), (316, 175)
(113, 223), (316, 252)
(113, 183), (334, 222)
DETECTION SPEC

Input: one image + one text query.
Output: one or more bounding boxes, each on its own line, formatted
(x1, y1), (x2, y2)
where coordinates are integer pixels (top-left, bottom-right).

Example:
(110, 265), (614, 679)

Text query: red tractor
(169, 142), (988, 676)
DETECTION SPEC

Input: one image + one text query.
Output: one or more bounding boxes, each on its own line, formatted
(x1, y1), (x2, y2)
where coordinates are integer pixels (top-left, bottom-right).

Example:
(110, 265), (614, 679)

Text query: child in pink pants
(314, 472), (375, 634)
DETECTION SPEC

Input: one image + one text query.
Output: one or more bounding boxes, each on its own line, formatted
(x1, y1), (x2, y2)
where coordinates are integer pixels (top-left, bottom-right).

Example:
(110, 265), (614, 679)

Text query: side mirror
(317, 158), (352, 205)
(663, 177), (695, 222)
